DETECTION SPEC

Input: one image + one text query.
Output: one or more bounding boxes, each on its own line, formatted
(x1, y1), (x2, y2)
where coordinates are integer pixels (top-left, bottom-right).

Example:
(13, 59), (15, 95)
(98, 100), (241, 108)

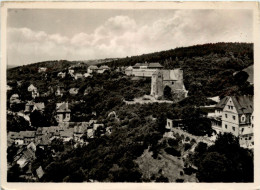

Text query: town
(7, 43), (254, 182)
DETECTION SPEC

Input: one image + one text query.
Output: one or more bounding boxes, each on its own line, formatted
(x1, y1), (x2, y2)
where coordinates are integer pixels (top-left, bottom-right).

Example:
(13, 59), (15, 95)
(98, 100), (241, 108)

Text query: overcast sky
(7, 9), (253, 66)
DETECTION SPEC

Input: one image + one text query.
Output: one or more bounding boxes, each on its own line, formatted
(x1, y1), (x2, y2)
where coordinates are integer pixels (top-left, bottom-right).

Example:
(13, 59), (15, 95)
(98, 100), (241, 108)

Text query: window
(231, 106), (233, 110)
(233, 116), (236, 120)
(225, 114), (228, 118)
(172, 82), (174, 85)
(232, 127), (235, 131)
(168, 122), (170, 126)
(242, 128), (244, 132)
(225, 125), (227, 129)
(249, 137), (252, 140)
(252, 124), (254, 128)
(241, 115), (245, 122)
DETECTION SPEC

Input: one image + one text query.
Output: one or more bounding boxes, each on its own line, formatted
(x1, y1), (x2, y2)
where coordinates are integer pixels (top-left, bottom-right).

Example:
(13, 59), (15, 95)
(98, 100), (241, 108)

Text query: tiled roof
(35, 103), (45, 111)
(215, 96), (229, 109)
(243, 65), (253, 84)
(20, 131), (36, 138)
(36, 127), (60, 136)
(37, 135), (50, 146)
(217, 96), (254, 114)
(231, 96), (253, 114)
(148, 62), (163, 68)
(56, 102), (71, 112)
(133, 63), (143, 68)
(125, 66), (133, 70)
(60, 129), (74, 138)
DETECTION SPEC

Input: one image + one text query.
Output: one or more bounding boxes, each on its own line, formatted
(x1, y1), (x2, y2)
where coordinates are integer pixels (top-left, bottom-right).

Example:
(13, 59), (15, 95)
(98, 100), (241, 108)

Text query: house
(38, 67), (47, 73)
(129, 62), (164, 77)
(36, 134), (51, 149)
(212, 96), (254, 148)
(68, 69), (75, 76)
(32, 89), (40, 99)
(28, 84), (37, 92)
(87, 65), (98, 73)
(125, 66), (133, 76)
(56, 102), (71, 122)
(74, 73), (83, 80)
(73, 123), (88, 142)
(36, 126), (60, 138)
(97, 65), (110, 73)
(20, 131), (36, 145)
(24, 101), (45, 114)
(57, 72), (66, 78)
(10, 94), (20, 104)
(8, 132), (22, 145)
(60, 128), (74, 142)
(133, 62), (163, 70)
(83, 73), (92, 78)
(27, 84), (39, 98)
(69, 88), (79, 95)
(55, 85), (65, 96)
(15, 147), (36, 169)
(86, 128), (94, 139)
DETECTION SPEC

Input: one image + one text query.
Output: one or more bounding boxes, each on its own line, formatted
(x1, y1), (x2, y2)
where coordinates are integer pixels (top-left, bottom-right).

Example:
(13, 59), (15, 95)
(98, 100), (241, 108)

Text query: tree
(7, 114), (31, 132)
(30, 110), (49, 127)
(197, 152), (231, 182)
(196, 133), (253, 182)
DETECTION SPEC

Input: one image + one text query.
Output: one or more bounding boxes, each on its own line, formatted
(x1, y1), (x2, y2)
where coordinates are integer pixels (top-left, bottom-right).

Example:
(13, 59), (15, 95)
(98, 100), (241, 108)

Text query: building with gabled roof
(88, 65), (98, 73)
(56, 102), (71, 122)
(25, 101), (45, 114)
(74, 73), (83, 80)
(69, 88), (79, 95)
(57, 72), (66, 78)
(28, 84), (37, 92)
(211, 95), (254, 148)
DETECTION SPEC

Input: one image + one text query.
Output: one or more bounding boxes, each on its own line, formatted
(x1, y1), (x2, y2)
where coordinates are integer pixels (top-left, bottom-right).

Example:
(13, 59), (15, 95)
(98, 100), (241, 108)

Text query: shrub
(176, 178), (184, 182)
(184, 143), (192, 151)
(165, 147), (181, 157)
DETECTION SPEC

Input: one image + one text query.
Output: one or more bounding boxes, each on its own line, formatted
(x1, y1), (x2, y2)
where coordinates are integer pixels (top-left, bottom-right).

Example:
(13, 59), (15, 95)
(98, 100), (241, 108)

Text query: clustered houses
(7, 118), (107, 175)
(27, 84), (39, 99)
(210, 95), (254, 148)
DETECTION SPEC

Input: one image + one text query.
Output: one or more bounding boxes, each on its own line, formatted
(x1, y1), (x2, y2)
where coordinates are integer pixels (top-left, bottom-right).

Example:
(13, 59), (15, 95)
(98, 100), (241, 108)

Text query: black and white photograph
(1, 1), (259, 189)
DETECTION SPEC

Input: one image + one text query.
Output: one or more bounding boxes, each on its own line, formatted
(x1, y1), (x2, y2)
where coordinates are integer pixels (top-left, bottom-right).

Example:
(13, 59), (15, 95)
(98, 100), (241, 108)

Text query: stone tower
(151, 69), (188, 100)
